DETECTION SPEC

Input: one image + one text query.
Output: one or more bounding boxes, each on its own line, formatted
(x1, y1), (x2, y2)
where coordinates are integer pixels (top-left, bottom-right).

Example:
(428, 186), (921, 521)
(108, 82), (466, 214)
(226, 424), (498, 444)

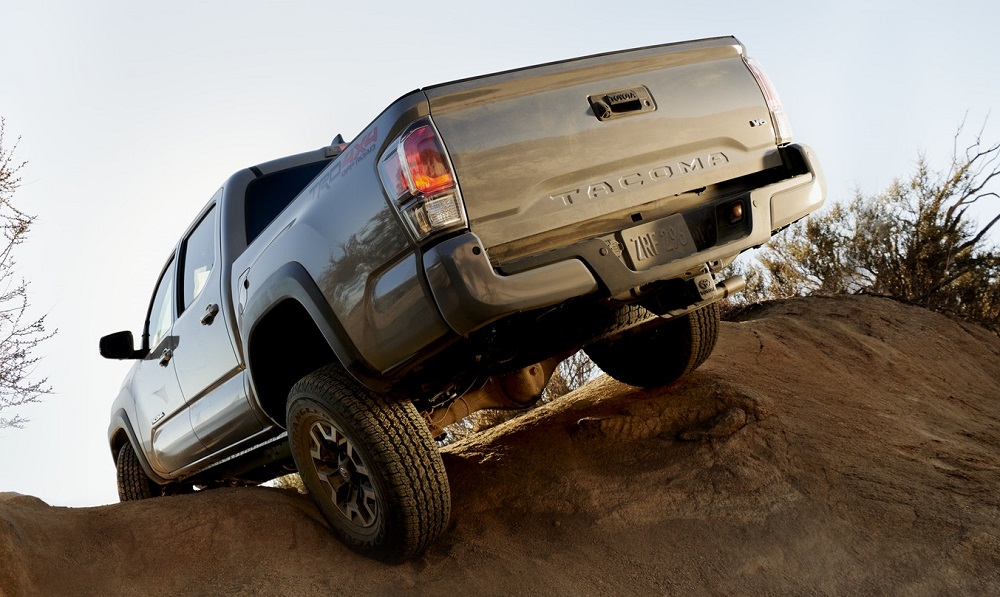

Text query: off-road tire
(116, 442), (160, 501)
(585, 303), (720, 388)
(286, 364), (451, 562)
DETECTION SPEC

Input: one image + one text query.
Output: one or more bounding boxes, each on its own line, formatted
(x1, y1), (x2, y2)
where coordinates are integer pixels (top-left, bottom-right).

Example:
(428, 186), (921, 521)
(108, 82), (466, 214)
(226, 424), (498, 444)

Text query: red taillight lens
(401, 125), (454, 195)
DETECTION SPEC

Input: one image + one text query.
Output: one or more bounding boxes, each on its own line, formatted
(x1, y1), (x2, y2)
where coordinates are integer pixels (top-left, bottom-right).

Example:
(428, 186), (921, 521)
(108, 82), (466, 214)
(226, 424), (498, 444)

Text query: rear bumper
(769, 144), (826, 231)
(423, 234), (599, 335)
(424, 144), (825, 336)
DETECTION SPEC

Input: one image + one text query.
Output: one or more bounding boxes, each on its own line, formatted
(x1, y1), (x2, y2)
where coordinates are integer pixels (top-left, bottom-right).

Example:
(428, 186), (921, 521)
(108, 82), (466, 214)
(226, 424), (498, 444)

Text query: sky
(1, 0), (998, 508)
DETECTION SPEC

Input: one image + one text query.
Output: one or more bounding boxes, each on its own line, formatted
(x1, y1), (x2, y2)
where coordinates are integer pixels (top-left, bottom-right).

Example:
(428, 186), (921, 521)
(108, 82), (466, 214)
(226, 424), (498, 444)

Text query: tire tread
(116, 442), (158, 501)
(288, 365), (450, 561)
(585, 303), (720, 388)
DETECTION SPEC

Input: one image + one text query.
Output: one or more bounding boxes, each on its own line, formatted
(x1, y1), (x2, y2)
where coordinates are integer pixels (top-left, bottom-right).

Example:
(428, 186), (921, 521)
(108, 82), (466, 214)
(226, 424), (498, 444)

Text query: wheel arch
(108, 408), (168, 485)
(242, 262), (381, 428)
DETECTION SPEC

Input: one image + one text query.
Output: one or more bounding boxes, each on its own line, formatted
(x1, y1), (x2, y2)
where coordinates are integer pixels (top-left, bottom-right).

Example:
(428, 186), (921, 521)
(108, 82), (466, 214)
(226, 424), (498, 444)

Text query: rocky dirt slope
(2, 295), (999, 595)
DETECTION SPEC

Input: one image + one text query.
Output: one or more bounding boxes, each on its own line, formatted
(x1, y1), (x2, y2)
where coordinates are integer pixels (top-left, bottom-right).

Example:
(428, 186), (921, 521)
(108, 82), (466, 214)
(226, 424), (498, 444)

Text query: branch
(955, 206), (1000, 254)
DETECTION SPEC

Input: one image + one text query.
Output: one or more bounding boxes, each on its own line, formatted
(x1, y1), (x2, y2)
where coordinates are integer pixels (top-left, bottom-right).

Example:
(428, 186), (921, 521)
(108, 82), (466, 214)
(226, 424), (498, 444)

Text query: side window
(180, 205), (216, 313)
(147, 258), (176, 349)
(244, 160), (329, 245)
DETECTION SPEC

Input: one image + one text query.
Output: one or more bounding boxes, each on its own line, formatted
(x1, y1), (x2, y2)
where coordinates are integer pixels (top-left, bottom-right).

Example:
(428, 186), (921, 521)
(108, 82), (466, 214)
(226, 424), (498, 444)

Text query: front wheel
(116, 442), (160, 501)
(585, 303), (720, 388)
(286, 365), (451, 562)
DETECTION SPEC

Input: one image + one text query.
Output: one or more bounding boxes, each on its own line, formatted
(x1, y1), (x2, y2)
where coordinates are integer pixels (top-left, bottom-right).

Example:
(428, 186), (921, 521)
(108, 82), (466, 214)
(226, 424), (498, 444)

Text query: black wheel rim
(307, 419), (379, 528)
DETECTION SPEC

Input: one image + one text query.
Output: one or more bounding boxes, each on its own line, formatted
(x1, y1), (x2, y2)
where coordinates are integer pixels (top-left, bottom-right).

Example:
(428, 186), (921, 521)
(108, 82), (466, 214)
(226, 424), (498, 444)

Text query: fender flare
(240, 262), (387, 392)
(109, 408), (170, 486)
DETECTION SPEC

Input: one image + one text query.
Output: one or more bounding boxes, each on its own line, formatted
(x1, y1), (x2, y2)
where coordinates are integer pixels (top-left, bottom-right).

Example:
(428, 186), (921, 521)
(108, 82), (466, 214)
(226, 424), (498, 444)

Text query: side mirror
(99, 331), (148, 360)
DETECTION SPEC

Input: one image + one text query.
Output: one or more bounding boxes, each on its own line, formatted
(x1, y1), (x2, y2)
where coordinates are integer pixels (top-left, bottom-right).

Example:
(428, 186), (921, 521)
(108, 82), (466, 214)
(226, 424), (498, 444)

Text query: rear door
(170, 198), (263, 455)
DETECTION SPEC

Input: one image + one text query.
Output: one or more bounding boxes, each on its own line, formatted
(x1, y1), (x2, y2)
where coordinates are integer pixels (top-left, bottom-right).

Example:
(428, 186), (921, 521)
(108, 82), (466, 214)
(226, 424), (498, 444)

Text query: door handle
(159, 348), (174, 367)
(200, 303), (220, 326)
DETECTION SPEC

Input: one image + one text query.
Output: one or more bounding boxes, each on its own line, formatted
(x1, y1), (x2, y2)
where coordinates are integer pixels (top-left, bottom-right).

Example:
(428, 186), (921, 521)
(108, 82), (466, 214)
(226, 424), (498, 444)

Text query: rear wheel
(116, 442), (160, 501)
(287, 364), (451, 562)
(585, 303), (720, 388)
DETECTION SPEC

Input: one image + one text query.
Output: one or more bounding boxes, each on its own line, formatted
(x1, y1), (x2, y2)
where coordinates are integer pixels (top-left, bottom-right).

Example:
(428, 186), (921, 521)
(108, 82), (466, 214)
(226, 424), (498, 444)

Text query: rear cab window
(244, 161), (330, 245)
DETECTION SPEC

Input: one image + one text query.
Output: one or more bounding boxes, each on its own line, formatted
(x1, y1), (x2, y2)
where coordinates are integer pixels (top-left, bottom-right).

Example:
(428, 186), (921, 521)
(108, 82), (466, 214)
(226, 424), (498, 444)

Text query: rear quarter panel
(235, 92), (452, 380)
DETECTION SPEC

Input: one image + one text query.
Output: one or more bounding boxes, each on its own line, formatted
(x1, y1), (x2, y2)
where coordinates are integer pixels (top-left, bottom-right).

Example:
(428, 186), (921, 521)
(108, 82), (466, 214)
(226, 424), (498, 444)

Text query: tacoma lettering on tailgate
(549, 152), (730, 207)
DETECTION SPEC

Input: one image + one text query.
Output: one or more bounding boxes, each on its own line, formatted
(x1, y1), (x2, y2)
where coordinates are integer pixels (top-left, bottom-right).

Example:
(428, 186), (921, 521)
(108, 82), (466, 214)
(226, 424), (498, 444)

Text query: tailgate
(424, 37), (783, 262)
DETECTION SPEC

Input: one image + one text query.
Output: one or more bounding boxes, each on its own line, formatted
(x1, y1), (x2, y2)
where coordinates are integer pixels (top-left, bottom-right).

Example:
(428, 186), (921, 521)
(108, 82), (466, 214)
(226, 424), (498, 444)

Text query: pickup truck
(100, 36), (825, 562)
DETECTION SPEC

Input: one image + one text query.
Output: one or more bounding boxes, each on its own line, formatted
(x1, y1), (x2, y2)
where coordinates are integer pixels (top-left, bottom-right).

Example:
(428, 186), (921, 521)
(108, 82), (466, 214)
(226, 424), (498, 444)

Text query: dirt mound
(3, 295), (999, 595)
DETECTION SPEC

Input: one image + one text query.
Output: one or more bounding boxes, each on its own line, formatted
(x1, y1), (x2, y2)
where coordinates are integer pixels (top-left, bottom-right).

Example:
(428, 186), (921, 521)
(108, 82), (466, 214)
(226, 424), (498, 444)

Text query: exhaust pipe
(646, 273), (749, 317)
(715, 275), (746, 299)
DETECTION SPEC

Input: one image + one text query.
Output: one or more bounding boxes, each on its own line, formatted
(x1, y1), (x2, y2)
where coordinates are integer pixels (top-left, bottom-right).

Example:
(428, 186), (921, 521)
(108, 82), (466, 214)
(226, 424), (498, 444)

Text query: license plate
(618, 213), (695, 271)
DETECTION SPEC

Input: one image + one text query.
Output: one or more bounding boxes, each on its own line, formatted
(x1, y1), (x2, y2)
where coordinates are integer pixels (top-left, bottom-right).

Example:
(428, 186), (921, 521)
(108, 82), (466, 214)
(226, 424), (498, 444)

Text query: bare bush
(269, 473), (306, 493)
(739, 123), (1000, 328)
(0, 118), (54, 429)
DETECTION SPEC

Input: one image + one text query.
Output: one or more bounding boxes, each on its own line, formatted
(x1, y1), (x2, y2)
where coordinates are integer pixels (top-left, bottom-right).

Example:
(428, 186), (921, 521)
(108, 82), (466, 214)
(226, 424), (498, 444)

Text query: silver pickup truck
(100, 36), (825, 561)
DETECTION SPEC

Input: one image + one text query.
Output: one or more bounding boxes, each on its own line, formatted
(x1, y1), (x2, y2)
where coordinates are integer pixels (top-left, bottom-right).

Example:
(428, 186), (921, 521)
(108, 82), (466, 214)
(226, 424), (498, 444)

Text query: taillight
(379, 150), (408, 198)
(744, 57), (793, 146)
(378, 122), (467, 241)
(402, 126), (454, 195)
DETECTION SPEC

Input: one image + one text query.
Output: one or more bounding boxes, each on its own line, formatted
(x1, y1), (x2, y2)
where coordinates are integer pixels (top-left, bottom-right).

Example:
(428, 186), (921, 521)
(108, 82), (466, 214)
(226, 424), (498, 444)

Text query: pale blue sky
(1, 1), (997, 507)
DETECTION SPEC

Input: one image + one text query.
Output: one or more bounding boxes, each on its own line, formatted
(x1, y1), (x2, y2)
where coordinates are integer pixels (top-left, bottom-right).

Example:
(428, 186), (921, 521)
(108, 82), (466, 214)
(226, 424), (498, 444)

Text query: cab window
(147, 258), (176, 349)
(244, 160), (329, 245)
(180, 205), (216, 313)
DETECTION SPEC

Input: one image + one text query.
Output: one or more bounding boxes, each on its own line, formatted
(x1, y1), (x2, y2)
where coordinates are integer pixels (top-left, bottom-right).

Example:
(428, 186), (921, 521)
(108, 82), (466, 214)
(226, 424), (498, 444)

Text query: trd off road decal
(316, 127), (380, 194)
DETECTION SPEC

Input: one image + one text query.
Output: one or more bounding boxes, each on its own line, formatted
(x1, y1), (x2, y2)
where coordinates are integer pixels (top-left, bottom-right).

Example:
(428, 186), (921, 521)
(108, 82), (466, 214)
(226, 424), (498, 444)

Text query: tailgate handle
(589, 86), (655, 122)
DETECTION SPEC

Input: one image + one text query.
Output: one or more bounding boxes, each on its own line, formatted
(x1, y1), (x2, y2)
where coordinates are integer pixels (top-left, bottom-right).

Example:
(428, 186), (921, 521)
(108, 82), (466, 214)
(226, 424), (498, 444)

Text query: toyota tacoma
(100, 36), (825, 561)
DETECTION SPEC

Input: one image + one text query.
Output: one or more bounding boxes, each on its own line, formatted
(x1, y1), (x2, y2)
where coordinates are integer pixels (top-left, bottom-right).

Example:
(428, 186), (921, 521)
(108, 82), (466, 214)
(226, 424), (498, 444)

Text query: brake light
(378, 121), (467, 241)
(744, 57), (793, 146)
(402, 126), (454, 195)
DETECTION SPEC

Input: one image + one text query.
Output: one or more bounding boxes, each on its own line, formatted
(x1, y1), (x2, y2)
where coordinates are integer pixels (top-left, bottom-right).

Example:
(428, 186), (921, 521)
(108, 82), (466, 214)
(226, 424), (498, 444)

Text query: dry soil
(2, 295), (999, 595)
